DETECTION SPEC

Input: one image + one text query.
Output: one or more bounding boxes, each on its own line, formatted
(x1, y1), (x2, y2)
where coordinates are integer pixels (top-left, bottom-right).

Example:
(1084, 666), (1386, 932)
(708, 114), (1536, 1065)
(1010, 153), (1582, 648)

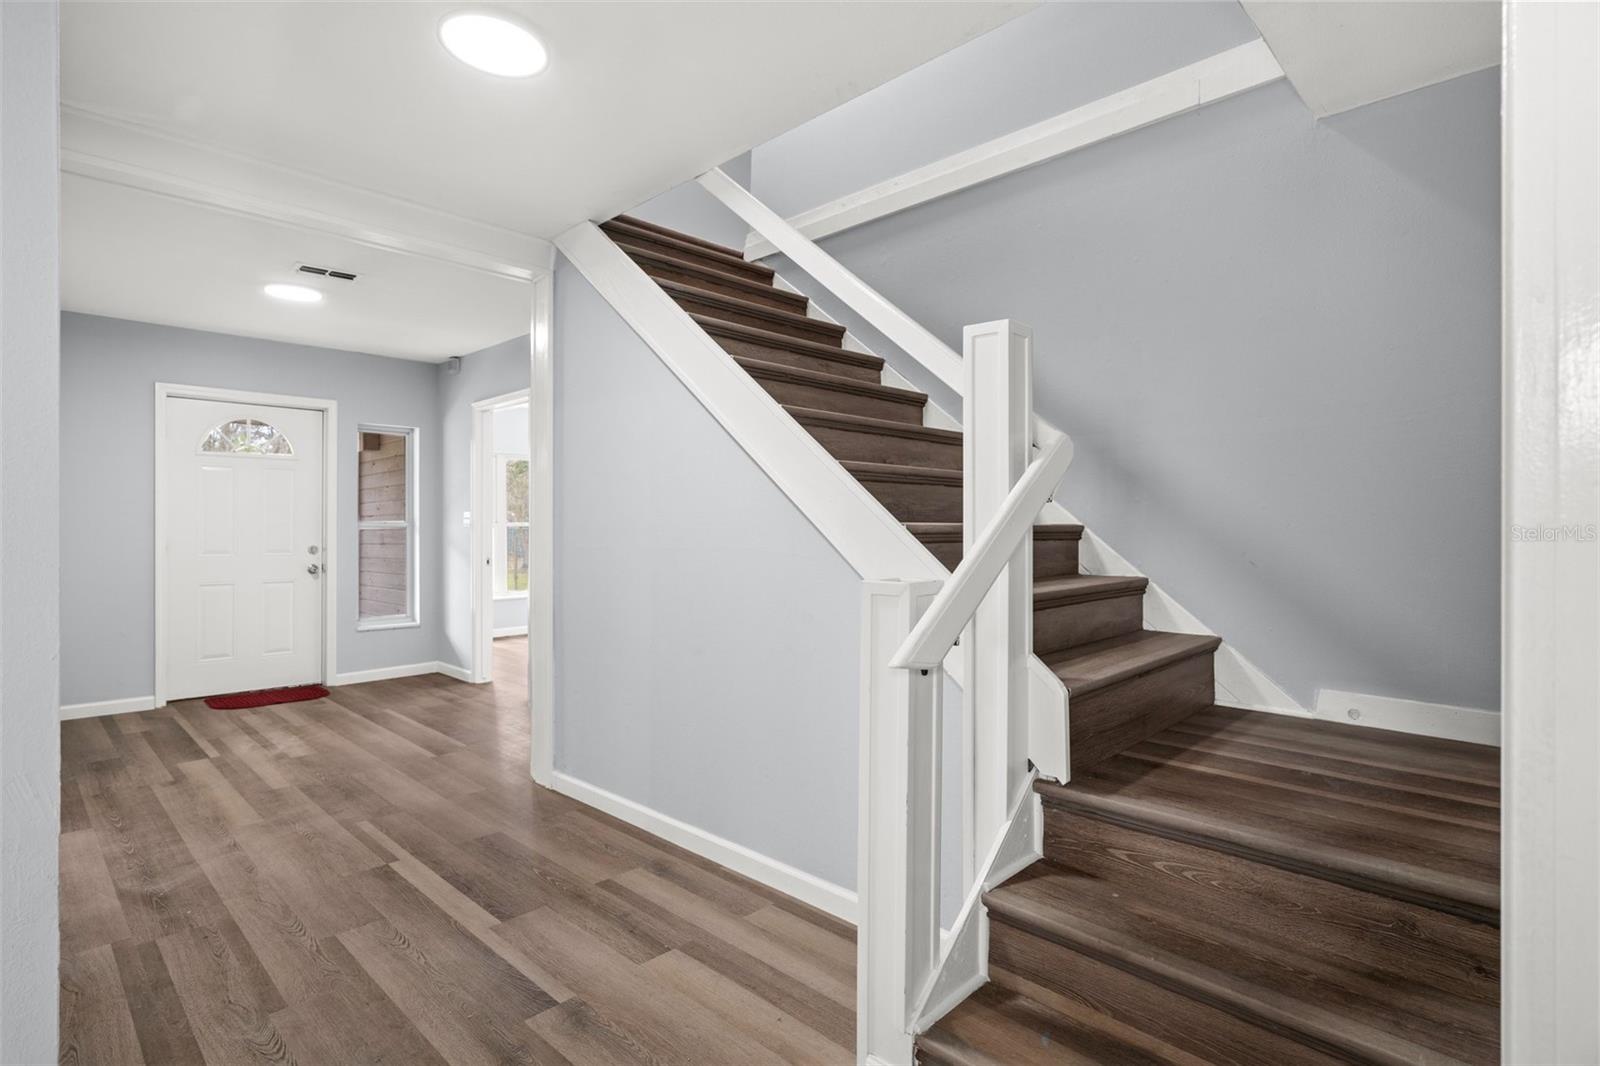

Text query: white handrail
(890, 433), (1074, 670)
(697, 168), (1066, 451)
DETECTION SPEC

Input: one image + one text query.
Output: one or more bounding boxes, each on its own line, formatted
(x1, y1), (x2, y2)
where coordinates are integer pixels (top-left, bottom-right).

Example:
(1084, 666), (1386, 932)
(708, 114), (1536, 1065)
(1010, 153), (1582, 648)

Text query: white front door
(164, 396), (325, 700)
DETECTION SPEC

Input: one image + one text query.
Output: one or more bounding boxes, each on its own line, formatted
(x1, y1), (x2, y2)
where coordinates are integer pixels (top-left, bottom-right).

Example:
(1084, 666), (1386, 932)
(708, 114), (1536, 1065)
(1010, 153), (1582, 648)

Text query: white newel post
(962, 321), (1034, 884)
(858, 580), (943, 1066)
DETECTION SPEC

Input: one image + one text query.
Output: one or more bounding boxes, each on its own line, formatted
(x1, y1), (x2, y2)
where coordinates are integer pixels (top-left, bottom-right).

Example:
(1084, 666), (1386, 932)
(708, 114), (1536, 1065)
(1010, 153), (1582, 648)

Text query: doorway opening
(470, 389), (531, 686)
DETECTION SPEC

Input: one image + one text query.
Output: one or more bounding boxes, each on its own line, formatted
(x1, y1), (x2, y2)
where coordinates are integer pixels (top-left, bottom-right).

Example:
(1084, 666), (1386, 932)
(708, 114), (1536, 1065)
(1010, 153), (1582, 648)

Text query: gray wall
(753, 3), (1259, 216)
(435, 335), (529, 669)
(59, 313), (444, 703)
(1, 2), (62, 1057)
(753, 14), (1501, 711)
(552, 255), (865, 889)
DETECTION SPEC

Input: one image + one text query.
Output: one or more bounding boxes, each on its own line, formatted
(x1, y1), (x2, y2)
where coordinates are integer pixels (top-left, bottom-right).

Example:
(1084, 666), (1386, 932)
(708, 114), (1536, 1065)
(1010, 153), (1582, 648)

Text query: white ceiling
(1242, 1), (1500, 117)
(60, 2), (1031, 360)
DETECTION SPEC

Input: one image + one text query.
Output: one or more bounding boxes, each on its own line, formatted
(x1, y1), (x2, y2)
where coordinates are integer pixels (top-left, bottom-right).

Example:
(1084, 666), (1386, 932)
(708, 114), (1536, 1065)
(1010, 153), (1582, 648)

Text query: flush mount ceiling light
(439, 11), (548, 78)
(264, 283), (323, 304)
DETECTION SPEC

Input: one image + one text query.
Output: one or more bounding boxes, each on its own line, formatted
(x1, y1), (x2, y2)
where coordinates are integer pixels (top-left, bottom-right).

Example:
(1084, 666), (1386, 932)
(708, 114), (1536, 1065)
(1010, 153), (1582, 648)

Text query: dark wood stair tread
(601, 216), (772, 280)
(620, 244), (807, 311)
(660, 279), (845, 342)
(695, 315), (883, 372)
(1033, 574), (1148, 607)
(907, 522), (1083, 545)
(985, 831), (1499, 1065)
(1039, 707), (1500, 921)
(839, 459), (961, 485)
(1042, 630), (1220, 697)
(735, 357), (926, 405)
(610, 213), (747, 260)
(785, 405), (959, 442)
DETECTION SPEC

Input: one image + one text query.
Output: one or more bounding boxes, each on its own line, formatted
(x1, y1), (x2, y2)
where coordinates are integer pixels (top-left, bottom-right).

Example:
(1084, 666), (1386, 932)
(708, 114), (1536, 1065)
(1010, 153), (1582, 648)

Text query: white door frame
(1501, 3), (1600, 1062)
(154, 382), (339, 706)
(529, 271), (555, 785)
(469, 386), (531, 685)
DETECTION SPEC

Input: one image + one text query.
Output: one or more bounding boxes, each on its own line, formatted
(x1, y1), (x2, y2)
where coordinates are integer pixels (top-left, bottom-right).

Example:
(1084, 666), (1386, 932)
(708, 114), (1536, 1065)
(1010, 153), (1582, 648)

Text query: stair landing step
(985, 826), (1499, 1065)
(1039, 706), (1500, 922)
(1042, 630), (1219, 697)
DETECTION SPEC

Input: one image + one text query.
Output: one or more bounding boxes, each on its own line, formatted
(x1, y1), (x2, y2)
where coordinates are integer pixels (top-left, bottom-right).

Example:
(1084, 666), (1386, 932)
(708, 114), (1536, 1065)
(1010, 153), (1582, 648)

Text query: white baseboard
(1313, 689), (1500, 746)
(433, 660), (473, 683)
(551, 771), (858, 924)
(493, 625), (529, 638)
(60, 695), (156, 721)
(330, 662), (442, 686)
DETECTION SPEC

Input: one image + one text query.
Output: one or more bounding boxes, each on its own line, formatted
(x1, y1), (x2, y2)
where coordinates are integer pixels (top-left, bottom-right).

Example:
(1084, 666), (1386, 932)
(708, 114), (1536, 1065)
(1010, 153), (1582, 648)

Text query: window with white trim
(494, 454), (529, 597)
(357, 427), (418, 627)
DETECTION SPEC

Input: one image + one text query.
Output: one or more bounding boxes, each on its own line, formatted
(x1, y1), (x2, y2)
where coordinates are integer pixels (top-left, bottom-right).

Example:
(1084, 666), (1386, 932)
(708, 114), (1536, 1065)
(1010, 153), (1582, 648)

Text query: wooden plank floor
(60, 638), (857, 1064)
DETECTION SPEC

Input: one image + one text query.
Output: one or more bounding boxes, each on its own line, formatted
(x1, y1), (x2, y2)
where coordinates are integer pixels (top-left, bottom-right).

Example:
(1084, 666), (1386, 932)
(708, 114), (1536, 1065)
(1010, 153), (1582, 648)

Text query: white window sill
(357, 616), (420, 632)
(493, 592), (530, 602)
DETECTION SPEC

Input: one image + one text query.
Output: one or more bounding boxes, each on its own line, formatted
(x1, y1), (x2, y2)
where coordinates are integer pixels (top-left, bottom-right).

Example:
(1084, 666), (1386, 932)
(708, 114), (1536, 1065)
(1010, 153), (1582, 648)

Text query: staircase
(602, 214), (1221, 760)
(598, 213), (1500, 1064)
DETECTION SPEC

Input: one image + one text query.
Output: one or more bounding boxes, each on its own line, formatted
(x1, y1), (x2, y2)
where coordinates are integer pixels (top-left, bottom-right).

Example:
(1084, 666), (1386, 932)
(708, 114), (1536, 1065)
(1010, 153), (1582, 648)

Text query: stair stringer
(561, 220), (1072, 783)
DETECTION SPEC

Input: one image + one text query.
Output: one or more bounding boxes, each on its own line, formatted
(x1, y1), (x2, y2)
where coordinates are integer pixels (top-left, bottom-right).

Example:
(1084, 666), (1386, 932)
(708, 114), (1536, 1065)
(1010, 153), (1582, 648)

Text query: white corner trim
(330, 662), (444, 687)
(744, 39), (1283, 259)
(1314, 690), (1500, 747)
(60, 695), (157, 721)
(493, 625), (529, 638)
(551, 771), (858, 924)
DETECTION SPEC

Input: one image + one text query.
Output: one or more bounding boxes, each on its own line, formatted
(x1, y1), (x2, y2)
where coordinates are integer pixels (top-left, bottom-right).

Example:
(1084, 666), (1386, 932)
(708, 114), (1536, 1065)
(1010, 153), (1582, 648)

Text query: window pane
(201, 418), (292, 455)
(359, 432), (407, 522)
(358, 430), (411, 620)
(505, 525), (529, 592)
(504, 458), (529, 524)
(359, 528), (408, 617)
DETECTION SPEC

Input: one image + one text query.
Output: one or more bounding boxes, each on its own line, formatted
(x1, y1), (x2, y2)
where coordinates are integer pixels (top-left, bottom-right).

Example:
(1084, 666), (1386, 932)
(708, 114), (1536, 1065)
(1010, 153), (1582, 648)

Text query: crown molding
(60, 103), (554, 282)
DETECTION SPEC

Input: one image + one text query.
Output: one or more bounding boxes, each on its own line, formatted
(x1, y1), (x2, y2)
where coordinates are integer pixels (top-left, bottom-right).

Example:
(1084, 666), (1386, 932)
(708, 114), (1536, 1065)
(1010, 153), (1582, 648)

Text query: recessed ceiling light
(264, 283), (323, 304)
(439, 12), (547, 78)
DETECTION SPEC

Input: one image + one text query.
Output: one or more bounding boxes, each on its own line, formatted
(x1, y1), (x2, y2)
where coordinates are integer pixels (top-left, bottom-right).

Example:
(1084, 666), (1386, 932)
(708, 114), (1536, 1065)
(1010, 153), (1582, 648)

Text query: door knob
(307, 563), (322, 576)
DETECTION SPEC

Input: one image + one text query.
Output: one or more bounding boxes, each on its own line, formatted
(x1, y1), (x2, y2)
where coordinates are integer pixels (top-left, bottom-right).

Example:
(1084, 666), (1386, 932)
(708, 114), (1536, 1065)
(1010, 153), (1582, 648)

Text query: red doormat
(205, 684), (329, 710)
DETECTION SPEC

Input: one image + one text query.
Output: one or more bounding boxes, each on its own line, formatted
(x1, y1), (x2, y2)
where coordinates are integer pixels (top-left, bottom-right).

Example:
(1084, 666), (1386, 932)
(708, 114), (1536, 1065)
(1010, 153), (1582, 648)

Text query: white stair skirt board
(551, 772), (858, 924)
(560, 219), (1073, 780)
(1314, 690), (1500, 746)
(60, 695), (157, 721)
(745, 39), (1284, 259)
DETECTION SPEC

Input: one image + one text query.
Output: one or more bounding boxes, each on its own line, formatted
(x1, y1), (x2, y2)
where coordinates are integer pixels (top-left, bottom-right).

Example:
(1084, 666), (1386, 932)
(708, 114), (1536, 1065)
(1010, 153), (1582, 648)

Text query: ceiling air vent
(296, 263), (359, 282)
